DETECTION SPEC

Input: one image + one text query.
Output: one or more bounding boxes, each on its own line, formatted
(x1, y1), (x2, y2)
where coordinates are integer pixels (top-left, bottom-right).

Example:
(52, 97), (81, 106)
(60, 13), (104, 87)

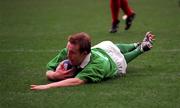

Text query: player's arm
(46, 48), (68, 71)
(46, 67), (77, 81)
(30, 78), (86, 91)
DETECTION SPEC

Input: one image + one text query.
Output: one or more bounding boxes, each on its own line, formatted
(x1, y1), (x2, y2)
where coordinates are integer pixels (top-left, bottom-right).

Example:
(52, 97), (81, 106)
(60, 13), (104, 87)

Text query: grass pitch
(0, 0), (180, 108)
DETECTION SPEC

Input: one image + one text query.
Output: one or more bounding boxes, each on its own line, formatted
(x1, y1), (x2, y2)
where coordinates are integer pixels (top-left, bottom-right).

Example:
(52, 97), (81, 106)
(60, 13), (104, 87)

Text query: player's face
(67, 42), (86, 66)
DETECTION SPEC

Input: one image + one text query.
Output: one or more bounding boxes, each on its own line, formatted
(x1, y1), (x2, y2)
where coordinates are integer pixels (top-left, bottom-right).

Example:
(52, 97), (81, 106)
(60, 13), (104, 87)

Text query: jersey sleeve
(46, 48), (68, 71)
(75, 67), (104, 83)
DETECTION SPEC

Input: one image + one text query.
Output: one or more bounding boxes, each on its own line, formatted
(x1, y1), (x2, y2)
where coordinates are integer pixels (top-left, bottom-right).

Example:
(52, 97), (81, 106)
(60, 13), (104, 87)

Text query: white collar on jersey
(79, 53), (91, 68)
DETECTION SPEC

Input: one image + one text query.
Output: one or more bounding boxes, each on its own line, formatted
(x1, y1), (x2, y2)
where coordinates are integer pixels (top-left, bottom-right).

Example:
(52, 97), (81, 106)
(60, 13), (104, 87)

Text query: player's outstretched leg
(123, 32), (155, 63)
(116, 43), (139, 54)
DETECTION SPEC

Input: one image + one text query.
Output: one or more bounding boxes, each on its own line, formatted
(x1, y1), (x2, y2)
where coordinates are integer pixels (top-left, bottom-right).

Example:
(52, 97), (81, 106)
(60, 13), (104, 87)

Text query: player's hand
(30, 85), (50, 91)
(55, 68), (76, 78)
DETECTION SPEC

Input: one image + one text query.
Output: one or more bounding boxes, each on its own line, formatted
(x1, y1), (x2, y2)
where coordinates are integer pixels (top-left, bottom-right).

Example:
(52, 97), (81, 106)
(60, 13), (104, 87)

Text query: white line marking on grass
(0, 49), (59, 53)
(0, 49), (180, 53)
(152, 49), (180, 52)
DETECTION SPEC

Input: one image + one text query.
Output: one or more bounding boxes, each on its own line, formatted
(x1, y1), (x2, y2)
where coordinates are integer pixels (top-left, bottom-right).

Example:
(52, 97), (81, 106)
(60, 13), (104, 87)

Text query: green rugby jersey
(46, 48), (118, 82)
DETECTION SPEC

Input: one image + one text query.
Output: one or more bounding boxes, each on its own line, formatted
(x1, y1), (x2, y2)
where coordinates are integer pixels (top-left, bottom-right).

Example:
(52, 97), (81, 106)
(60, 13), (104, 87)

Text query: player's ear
(66, 42), (71, 49)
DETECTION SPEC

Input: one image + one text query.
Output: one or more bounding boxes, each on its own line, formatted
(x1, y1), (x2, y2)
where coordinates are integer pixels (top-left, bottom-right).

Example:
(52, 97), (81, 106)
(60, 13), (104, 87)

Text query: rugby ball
(56, 59), (73, 71)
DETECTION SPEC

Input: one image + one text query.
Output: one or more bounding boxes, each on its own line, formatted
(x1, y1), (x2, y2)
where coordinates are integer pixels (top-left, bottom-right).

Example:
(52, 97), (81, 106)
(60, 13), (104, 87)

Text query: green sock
(116, 43), (137, 54)
(123, 48), (143, 63)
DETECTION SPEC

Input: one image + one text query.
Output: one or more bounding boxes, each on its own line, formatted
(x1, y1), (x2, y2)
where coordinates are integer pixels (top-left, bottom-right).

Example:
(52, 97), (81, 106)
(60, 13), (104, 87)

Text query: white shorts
(92, 41), (127, 75)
